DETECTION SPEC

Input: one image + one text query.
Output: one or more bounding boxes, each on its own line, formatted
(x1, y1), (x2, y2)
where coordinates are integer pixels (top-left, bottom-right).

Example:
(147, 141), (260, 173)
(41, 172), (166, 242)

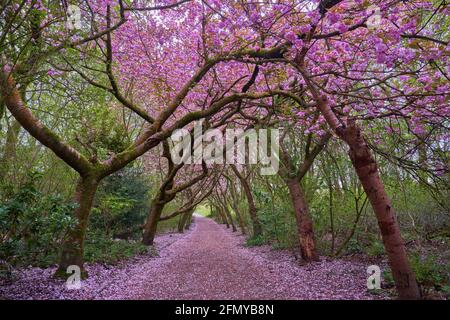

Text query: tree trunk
(0, 119), (21, 181)
(229, 183), (247, 234)
(301, 82), (421, 298)
(242, 182), (262, 236)
(223, 204), (237, 232)
(339, 121), (421, 299)
(212, 205), (224, 224)
(286, 178), (319, 262)
(219, 206), (230, 228)
(142, 200), (165, 245)
(231, 202), (246, 234)
(328, 181), (335, 255)
(231, 166), (262, 236)
(185, 210), (194, 229)
(177, 210), (192, 233)
(55, 176), (99, 277)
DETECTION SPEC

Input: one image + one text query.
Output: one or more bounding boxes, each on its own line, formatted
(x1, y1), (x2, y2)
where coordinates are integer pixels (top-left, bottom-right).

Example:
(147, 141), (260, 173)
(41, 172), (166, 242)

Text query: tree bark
(241, 181), (261, 236)
(223, 204), (237, 232)
(286, 178), (319, 262)
(184, 210), (194, 229)
(300, 70), (421, 298)
(219, 206), (230, 228)
(142, 200), (166, 245)
(0, 119), (21, 180)
(230, 199), (246, 234)
(233, 205), (246, 234)
(55, 176), (99, 277)
(278, 132), (330, 261)
(227, 180), (247, 234)
(177, 209), (192, 233)
(231, 165), (262, 236)
(338, 120), (421, 299)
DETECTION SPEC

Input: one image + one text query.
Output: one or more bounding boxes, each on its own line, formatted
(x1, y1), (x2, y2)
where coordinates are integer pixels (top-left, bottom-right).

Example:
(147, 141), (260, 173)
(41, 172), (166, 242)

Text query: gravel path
(1, 216), (380, 300)
(133, 216), (377, 300)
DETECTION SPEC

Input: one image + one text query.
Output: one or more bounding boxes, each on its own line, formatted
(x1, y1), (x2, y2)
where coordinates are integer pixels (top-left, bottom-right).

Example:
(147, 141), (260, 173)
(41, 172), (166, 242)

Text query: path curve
(131, 216), (375, 300)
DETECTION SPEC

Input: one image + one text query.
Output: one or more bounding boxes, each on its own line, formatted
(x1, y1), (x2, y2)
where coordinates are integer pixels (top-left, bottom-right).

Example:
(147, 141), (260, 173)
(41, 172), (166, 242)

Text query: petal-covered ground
(0, 217), (382, 300)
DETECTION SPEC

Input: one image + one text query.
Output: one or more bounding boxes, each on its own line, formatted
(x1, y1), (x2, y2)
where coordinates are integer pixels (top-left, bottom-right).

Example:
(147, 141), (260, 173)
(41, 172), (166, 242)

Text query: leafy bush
(0, 167), (153, 268)
(367, 241), (385, 257)
(245, 234), (266, 247)
(382, 268), (395, 291)
(89, 166), (150, 239)
(83, 230), (147, 264)
(346, 238), (363, 254)
(252, 186), (298, 249)
(410, 253), (448, 288)
(82, 166), (152, 264)
(0, 171), (77, 267)
(383, 252), (449, 296)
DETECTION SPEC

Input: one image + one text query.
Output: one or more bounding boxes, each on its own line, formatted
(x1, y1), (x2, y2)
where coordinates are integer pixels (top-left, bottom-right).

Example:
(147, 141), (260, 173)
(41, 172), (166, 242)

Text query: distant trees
(278, 127), (331, 262)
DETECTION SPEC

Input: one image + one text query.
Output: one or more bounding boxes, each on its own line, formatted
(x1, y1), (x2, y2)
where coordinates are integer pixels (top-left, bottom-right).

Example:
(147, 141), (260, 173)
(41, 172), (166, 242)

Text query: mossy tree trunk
(177, 209), (194, 232)
(56, 176), (99, 277)
(142, 200), (166, 245)
(231, 165), (262, 237)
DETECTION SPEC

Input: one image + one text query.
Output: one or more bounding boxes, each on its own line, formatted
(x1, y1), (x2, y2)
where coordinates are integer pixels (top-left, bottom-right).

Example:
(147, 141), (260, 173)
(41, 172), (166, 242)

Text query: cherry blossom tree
(0, 0), (276, 275)
(1, 0), (447, 300)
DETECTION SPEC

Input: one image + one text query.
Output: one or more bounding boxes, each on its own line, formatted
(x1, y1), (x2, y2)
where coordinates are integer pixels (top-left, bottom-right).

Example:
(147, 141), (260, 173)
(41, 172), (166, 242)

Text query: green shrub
(410, 253), (448, 288)
(252, 186), (299, 249)
(90, 166), (151, 239)
(441, 285), (450, 298)
(83, 230), (147, 264)
(367, 241), (385, 257)
(0, 171), (77, 267)
(346, 238), (363, 254)
(382, 269), (395, 287)
(0, 168), (152, 268)
(383, 252), (449, 294)
(245, 234), (266, 247)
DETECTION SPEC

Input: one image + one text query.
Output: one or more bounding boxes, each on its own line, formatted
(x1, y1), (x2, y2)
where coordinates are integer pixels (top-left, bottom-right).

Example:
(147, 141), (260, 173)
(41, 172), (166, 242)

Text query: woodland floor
(0, 217), (384, 300)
